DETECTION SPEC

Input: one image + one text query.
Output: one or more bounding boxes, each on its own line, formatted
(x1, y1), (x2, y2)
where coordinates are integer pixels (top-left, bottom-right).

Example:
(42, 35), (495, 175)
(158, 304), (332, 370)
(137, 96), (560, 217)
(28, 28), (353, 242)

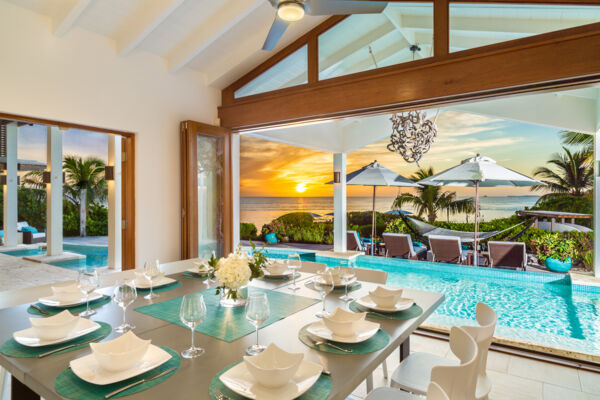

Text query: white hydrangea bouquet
(214, 243), (266, 306)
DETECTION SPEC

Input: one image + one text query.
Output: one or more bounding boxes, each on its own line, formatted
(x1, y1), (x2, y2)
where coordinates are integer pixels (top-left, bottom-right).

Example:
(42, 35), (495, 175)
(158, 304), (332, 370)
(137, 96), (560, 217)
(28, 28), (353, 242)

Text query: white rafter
(116, 0), (186, 56)
(53, 0), (93, 37)
(383, 8), (428, 59)
(167, 0), (263, 73)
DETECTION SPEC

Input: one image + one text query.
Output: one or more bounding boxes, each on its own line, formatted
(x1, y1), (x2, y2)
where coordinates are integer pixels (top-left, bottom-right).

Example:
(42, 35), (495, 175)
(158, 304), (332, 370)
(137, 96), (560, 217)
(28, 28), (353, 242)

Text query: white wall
(0, 2), (221, 267)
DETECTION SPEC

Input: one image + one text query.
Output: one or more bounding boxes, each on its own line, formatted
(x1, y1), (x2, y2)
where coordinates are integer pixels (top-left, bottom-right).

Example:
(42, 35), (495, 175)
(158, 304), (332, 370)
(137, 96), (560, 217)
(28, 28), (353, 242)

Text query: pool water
(1, 244), (108, 269)
(256, 247), (600, 357)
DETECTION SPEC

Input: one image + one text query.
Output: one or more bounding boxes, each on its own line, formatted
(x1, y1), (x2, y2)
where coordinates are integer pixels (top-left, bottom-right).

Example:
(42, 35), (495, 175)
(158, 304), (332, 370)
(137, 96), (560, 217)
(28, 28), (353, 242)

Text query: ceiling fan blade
(306, 0), (388, 16)
(262, 16), (290, 51)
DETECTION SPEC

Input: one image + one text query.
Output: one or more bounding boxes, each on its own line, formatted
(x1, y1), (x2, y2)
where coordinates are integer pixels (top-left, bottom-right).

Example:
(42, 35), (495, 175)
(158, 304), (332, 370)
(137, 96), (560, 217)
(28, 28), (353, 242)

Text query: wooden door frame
(180, 121), (233, 260)
(0, 112), (136, 269)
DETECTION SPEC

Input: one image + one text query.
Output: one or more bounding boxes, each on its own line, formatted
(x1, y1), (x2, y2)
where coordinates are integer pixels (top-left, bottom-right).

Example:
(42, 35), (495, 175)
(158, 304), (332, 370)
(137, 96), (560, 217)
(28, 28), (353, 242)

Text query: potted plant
(530, 233), (576, 272)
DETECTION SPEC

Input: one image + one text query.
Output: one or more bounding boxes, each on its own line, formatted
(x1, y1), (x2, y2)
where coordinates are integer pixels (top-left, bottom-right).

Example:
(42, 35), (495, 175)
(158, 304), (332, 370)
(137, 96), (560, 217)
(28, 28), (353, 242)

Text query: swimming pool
(254, 247), (600, 358)
(1, 244), (108, 269)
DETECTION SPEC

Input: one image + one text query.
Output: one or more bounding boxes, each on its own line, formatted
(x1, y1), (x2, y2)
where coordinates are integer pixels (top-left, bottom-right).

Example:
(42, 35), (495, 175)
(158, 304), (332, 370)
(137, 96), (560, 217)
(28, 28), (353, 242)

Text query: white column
(333, 153), (347, 252)
(107, 135), (122, 269)
(3, 123), (18, 247)
(231, 133), (240, 248)
(46, 127), (63, 256)
(594, 130), (600, 278)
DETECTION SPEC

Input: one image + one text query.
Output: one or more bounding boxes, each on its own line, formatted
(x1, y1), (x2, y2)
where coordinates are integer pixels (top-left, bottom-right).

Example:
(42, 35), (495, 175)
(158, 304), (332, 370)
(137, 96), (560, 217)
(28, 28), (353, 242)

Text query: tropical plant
(240, 223), (258, 240)
(560, 131), (593, 162)
(392, 167), (475, 222)
(530, 147), (592, 201)
(528, 232), (577, 263)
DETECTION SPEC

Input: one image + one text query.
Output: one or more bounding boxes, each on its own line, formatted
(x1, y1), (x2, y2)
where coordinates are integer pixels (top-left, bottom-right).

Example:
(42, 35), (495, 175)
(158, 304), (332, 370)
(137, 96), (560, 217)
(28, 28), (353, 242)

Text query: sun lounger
(347, 231), (367, 252)
(429, 235), (467, 264)
(488, 241), (527, 270)
(382, 233), (427, 260)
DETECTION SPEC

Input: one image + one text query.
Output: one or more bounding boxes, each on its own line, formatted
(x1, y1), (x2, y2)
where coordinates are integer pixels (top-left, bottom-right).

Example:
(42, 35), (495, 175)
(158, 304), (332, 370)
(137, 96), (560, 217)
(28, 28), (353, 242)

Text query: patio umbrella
(328, 160), (421, 255)
(385, 209), (412, 215)
(417, 154), (543, 265)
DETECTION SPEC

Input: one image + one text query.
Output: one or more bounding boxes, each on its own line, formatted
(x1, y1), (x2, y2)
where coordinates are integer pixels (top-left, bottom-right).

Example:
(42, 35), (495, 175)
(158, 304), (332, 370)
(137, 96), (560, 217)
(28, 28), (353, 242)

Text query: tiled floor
(350, 334), (600, 400)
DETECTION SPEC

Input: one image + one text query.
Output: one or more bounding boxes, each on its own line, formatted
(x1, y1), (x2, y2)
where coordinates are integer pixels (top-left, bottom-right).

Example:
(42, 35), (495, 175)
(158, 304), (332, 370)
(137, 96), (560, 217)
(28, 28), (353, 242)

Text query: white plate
(38, 292), (103, 308)
(70, 344), (172, 385)
(133, 276), (176, 289)
(263, 270), (293, 278)
(315, 276), (357, 288)
(219, 359), (322, 400)
(356, 295), (415, 313)
(13, 318), (101, 347)
(185, 267), (209, 275)
(306, 320), (380, 344)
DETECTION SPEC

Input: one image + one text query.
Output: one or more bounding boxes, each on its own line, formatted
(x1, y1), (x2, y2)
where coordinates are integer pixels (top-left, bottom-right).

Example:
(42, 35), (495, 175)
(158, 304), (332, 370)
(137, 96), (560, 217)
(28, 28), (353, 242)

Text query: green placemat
(135, 287), (319, 343)
(299, 323), (390, 355)
(209, 361), (331, 400)
(182, 271), (208, 280)
(136, 281), (182, 293)
(260, 272), (300, 282)
(305, 280), (362, 294)
(28, 296), (111, 316)
(0, 322), (111, 358)
(55, 346), (180, 400)
(349, 301), (423, 320)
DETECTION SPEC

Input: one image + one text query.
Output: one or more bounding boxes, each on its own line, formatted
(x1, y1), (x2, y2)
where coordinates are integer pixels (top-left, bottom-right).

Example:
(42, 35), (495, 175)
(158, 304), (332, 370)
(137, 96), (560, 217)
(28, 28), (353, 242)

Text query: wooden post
(433, 0), (450, 57)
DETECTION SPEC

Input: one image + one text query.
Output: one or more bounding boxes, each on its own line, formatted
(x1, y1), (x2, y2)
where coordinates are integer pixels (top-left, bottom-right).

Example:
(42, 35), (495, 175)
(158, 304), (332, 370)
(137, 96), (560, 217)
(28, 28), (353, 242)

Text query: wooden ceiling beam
(218, 22), (600, 130)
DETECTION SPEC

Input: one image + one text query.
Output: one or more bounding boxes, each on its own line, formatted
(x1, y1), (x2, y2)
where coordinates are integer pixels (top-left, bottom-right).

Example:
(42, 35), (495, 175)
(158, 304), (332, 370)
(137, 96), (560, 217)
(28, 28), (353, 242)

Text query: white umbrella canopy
(328, 160), (421, 255)
(417, 154), (544, 265)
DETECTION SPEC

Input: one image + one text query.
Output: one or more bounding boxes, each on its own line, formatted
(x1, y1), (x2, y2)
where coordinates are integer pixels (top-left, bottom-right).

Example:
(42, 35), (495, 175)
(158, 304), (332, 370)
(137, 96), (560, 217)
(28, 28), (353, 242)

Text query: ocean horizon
(240, 195), (540, 229)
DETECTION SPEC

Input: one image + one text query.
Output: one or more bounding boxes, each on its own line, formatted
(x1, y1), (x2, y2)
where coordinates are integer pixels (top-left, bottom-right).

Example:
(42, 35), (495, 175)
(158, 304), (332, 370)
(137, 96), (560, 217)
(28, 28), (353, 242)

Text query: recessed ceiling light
(277, 1), (305, 22)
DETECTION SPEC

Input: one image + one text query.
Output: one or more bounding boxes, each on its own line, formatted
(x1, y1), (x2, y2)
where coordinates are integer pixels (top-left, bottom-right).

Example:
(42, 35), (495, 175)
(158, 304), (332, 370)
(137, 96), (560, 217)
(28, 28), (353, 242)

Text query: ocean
(240, 196), (540, 229)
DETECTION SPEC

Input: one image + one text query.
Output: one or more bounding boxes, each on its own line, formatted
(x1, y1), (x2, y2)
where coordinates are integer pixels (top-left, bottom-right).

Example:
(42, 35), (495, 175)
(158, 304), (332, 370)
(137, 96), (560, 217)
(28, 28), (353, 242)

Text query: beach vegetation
(240, 223), (258, 240)
(276, 212), (315, 227)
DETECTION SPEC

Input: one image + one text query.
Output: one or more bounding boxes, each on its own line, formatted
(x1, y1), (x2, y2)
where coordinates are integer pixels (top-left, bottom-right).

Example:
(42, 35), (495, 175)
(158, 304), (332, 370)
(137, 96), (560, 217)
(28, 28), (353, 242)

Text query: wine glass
(77, 267), (99, 318)
(340, 263), (356, 302)
(245, 292), (270, 355)
(113, 280), (137, 333)
(287, 253), (301, 291)
(179, 293), (207, 359)
(143, 260), (161, 300)
(314, 270), (334, 318)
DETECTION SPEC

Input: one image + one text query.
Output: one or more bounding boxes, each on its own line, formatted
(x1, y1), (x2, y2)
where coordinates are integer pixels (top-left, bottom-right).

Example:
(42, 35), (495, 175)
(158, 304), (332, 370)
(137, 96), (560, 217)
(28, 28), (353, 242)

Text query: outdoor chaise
(429, 235), (467, 264)
(347, 230), (367, 252)
(382, 233), (427, 260)
(488, 241), (527, 270)
(23, 230), (46, 245)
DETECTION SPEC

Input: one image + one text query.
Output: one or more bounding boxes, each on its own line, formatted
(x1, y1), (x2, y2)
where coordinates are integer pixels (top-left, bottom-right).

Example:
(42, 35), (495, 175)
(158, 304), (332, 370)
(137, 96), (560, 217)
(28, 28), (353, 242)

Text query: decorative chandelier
(387, 110), (438, 166)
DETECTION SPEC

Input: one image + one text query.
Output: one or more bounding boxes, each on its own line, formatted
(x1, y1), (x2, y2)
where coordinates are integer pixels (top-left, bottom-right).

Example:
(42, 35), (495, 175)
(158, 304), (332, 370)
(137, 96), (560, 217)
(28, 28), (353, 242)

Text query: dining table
(0, 261), (444, 400)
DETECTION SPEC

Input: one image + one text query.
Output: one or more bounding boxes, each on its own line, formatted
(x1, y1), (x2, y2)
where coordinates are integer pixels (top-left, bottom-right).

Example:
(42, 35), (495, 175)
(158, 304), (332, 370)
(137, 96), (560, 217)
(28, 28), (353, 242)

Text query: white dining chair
(367, 382), (449, 400)
(298, 261), (328, 273)
(391, 303), (497, 400)
(352, 267), (387, 284)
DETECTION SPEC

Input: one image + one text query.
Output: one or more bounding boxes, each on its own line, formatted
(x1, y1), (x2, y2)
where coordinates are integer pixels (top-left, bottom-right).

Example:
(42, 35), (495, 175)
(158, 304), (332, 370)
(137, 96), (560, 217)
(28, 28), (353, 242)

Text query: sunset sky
(240, 110), (564, 198)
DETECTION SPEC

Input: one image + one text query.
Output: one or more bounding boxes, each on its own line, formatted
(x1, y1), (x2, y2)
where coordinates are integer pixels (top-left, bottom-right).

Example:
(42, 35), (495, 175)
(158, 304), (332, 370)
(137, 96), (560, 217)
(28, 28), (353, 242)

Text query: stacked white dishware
(133, 271), (175, 290)
(38, 283), (103, 308)
(307, 307), (380, 344)
(13, 310), (101, 347)
(219, 343), (323, 400)
(356, 286), (414, 313)
(263, 260), (292, 278)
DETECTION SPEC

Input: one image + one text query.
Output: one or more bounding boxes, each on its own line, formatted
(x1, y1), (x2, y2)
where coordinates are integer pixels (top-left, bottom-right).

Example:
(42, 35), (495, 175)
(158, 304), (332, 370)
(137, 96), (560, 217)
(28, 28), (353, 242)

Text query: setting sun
(295, 183), (307, 193)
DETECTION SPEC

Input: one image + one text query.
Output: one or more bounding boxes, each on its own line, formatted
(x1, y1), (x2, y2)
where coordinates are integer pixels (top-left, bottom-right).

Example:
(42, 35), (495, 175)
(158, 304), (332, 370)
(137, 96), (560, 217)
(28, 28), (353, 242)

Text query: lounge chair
(488, 241), (527, 270)
(382, 233), (427, 260)
(347, 231), (367, 252)
(429, 235), (467, 264)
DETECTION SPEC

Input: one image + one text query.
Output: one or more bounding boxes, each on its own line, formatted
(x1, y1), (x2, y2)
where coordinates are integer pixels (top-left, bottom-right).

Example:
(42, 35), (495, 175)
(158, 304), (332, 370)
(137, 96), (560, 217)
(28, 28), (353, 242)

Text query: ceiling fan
(263, 0), (388, 50)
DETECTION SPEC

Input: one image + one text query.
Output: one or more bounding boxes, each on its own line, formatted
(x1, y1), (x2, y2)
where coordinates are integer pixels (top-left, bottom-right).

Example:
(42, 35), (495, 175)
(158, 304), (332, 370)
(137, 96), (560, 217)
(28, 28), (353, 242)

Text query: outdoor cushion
(413, 241), (423, 247)
(21, 226), (38, 233)
(16, 221), (30, 231)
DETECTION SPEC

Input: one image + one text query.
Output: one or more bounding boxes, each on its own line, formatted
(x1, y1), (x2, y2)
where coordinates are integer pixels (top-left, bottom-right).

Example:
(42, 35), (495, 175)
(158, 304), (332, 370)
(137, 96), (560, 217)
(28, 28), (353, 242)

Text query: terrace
(0, 1), (600, 400)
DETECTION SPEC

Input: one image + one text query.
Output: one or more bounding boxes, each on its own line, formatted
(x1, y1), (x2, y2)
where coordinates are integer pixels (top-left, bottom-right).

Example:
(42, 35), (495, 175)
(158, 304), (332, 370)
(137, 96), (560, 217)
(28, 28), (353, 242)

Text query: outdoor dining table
(0, 267), (444, 400)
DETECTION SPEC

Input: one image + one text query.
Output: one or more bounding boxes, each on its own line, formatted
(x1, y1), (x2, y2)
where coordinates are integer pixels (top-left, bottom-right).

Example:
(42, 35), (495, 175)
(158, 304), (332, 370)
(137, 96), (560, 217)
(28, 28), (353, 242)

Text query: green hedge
(276, 212), (314, 227)
(240, 223), (258, 240)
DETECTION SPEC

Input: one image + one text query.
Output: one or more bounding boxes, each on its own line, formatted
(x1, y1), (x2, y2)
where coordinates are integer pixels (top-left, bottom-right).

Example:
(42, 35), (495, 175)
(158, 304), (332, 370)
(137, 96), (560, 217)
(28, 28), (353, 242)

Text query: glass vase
(219, 285), (248, 308)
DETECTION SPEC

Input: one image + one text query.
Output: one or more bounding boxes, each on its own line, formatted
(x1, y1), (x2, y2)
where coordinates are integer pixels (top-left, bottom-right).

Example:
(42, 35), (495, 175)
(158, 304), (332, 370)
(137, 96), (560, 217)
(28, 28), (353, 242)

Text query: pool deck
(0, 253), (77, 292)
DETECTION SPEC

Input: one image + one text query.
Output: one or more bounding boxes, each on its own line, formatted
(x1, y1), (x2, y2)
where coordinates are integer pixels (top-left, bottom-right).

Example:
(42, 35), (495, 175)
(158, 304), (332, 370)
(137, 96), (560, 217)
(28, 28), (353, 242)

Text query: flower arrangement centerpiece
(215, 243), (267, 307)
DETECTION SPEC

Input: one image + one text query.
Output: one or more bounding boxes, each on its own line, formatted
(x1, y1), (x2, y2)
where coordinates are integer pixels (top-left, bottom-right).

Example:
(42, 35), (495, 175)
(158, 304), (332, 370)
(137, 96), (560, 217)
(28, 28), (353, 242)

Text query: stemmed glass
(340, 262), (356, 302)
(314, 270), (334, 318)
(143, 260), (161, 300)
(179, 294), (207, 359)
(113, 280), (137, 333)
(287, 253), (301, 291)
(77, 267), (99, 318)
(245, 292), (270, 355)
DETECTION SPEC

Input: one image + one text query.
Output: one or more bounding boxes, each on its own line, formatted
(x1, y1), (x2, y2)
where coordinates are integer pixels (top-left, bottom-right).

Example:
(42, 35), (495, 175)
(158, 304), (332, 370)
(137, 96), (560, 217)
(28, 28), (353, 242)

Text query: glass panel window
(197, 134), (224, 256)
(450, 4), (600, 52)
(319, 3), (433, 80)
(234, 45), (307, 98)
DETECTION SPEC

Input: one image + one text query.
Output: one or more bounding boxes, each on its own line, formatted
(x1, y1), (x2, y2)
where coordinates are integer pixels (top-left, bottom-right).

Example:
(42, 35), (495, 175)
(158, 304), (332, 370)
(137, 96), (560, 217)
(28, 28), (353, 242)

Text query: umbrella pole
(474, 181), (479, 266)
(372, 186), (376, 256)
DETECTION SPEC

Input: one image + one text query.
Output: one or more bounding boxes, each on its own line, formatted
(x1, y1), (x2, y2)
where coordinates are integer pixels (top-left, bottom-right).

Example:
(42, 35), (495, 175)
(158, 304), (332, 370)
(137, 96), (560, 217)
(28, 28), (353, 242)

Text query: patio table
(0, 268), (443, 400)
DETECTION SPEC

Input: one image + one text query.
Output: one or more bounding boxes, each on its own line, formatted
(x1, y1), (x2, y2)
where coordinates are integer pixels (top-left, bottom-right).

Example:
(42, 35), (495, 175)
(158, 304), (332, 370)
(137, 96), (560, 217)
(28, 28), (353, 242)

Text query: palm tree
(63, 156), (106, 236)
(393, 167), (475, 222)
(560, 131), (593, 162)
(530, 147), (592, 201)
(23, 155), (107, 236)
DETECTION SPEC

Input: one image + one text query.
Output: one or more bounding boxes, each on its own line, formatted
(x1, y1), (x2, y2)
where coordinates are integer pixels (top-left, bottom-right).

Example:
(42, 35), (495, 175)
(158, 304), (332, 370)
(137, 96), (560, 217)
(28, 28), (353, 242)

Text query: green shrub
(86, 204), (108, 236)
(276, 212), (314, 227)
(240, 223), (257, 240)
(528, 232), (577, 262)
